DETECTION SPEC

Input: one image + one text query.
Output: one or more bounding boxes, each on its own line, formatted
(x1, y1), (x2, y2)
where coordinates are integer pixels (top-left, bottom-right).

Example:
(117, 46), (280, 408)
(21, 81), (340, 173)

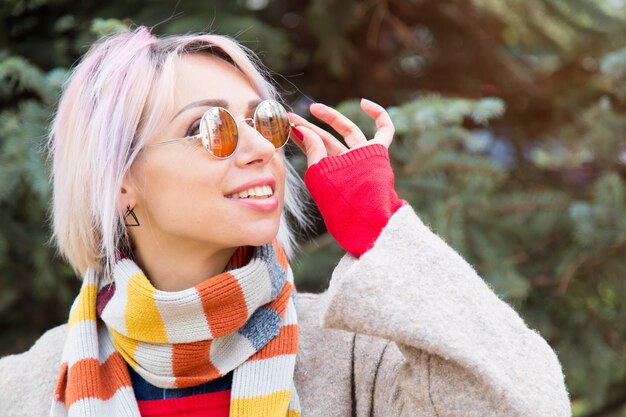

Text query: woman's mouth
(225, 185), (273, 199)
(226, 185), (278, 211)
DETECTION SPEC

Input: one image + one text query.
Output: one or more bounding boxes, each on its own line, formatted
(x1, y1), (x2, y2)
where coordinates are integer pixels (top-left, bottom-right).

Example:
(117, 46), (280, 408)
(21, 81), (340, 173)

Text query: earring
(124, 205), (140, 227)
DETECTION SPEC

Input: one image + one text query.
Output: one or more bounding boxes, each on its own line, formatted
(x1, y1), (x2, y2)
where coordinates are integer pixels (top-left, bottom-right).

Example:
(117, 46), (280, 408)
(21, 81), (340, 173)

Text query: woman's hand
(288, 98), (395, 168)
(287, 98), (406, 258)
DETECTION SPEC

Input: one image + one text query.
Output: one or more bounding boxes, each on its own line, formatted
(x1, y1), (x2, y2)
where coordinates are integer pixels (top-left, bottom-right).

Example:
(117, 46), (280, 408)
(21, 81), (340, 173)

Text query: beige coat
(0, 205), (571, 416)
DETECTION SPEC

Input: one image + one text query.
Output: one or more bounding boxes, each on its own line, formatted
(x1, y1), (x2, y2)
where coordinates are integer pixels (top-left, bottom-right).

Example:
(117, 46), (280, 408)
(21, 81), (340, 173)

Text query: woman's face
(126, 53), (286, 256)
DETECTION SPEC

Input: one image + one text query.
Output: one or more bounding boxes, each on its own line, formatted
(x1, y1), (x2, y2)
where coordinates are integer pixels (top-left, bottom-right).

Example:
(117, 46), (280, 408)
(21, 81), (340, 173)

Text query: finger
(360, 98), (395, 147)
(309, 103), (368, 149)
(289, 128), (307, 154)
(288, 112), (348, 156)
(291, 125), (327, 167)
(289, 112), (348, 155)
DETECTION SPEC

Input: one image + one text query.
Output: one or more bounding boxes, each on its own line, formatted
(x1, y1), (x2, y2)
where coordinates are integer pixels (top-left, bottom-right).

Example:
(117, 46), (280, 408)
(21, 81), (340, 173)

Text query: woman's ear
(119, 175), (137, 215)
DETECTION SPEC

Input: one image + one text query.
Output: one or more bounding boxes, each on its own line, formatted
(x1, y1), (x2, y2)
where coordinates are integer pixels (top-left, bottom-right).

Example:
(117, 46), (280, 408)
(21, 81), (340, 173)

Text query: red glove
(304, 143), (408, 257)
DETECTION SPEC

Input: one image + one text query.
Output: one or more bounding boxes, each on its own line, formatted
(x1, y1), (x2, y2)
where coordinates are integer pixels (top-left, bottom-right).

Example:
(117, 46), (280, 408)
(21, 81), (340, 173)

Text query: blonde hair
(48, 27), (311, 277)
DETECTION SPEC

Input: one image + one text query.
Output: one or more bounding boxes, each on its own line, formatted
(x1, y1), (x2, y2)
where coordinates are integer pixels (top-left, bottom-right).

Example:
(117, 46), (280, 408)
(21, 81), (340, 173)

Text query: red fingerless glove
(304, 144), (408, 257)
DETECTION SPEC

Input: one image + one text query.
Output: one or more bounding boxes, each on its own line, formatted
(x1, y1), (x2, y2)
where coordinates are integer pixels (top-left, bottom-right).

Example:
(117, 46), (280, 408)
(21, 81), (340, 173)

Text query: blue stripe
(265, 245), (287, 298)
(129, 366), (233, 400)
(238, 306), (281, 350)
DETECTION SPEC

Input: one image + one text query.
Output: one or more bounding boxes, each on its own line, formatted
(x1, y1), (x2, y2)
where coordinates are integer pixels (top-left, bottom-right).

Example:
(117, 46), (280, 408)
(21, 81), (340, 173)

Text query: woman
(0, 27), (570, 416)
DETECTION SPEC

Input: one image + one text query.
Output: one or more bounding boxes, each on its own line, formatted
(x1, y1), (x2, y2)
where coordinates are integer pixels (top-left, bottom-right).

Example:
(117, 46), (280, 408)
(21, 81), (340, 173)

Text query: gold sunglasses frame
(148, 99), (295, 159)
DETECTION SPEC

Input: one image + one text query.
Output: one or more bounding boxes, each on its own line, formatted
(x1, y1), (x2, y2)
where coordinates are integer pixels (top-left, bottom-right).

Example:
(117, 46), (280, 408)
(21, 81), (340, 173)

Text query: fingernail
(292, 127), (304, 141)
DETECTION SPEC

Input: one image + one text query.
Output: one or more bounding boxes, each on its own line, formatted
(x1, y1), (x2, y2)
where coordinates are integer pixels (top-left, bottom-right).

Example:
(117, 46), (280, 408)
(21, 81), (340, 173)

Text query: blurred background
(1, 0), (625, 415)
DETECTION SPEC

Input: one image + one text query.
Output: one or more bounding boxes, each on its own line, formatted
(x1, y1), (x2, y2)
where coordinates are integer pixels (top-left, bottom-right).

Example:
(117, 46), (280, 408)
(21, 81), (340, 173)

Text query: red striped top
(137, 390), (230, 417)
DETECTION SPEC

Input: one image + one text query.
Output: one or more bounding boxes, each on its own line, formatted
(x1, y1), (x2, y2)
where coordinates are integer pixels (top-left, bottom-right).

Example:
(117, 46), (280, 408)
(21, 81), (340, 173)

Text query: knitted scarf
(51, 239), (301, 417)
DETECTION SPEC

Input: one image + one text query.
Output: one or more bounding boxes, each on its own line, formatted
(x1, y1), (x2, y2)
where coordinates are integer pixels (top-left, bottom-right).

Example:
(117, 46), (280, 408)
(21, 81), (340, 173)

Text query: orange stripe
(172, 340), (222, 388)
(226, 246), (254, 269)
(196, 272), (249, 338)
(273, 239), (288, 270)
(249, 324), (298, 361)
(64, 353), (131, 406)
(54, 362), (68, 403)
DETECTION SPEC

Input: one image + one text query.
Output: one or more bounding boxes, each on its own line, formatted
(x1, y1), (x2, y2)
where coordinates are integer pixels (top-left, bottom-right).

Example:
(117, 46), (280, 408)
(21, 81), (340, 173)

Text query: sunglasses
(148, 99), (294, 159)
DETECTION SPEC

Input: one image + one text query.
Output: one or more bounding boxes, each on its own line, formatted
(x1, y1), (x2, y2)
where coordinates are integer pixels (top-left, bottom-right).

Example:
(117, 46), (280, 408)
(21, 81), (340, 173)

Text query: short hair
(48, 26), (311, 277)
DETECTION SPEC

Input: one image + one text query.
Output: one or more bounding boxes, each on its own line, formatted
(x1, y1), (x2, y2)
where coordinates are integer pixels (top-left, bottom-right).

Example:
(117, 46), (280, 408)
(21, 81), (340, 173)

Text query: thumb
(292, 125), (328, 168)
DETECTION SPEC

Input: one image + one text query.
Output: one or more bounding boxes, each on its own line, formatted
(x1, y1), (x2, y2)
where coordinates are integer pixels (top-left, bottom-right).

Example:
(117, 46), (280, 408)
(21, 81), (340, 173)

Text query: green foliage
(0, 56), (59, 102)
(601, 47), (626, 101)
(0, 55), (78, 355)
(471, 0), (626, 51)
(90, 17), (130, 37)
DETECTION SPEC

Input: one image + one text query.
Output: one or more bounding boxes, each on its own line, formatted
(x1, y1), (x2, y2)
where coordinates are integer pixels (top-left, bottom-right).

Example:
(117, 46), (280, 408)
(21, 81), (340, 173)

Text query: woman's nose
(234, 120), (276, 166)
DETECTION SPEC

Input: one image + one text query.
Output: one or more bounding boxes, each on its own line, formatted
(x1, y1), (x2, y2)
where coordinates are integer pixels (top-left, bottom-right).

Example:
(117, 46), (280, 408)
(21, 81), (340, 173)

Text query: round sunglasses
(148, 99), (294, 159)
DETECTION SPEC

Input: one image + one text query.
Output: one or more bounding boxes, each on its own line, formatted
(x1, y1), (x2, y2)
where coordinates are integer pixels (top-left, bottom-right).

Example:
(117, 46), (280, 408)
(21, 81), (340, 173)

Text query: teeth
(228, 185), (273, 199)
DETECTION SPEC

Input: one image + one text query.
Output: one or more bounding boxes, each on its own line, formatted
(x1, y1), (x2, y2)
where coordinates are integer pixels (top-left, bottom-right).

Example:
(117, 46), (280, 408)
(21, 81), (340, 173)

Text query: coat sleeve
(320, 204), (571, 417)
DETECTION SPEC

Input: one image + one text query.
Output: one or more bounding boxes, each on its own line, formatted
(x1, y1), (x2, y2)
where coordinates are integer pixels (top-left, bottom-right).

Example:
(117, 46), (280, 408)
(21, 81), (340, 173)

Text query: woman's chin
(225, 220), (281, 248)
(243, 229), (280, 247)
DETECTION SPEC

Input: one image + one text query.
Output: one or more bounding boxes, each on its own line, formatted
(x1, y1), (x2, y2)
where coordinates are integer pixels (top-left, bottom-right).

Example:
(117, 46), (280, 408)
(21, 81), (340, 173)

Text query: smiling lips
(226, 184), (273, 199)
(225, 177), (278, 211)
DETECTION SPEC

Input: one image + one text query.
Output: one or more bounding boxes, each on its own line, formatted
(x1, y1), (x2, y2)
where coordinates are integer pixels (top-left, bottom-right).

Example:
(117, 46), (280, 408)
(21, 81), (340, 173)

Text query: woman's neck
(130, 239), (239, 292)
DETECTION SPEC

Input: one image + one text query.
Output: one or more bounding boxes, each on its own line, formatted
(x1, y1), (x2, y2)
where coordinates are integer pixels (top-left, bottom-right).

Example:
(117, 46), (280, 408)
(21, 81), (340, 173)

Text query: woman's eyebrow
(171, 99), (228, 121)
(171, 99), (264, 122)
(248, 99), (263, 112)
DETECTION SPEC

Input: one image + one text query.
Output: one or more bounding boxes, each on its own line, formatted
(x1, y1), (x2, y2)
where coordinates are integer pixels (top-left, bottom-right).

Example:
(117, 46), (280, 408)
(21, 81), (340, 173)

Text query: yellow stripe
(68, 284), (97, 330)
(109, 327), (140, 370)
(230, 391), (292, 417)
(125, 273), (168, 343)
(287, 409), (301, 417)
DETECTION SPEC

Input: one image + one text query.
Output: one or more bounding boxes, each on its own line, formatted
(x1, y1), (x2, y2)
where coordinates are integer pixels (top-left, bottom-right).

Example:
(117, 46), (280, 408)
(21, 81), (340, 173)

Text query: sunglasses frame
(148, 99), (295, 159)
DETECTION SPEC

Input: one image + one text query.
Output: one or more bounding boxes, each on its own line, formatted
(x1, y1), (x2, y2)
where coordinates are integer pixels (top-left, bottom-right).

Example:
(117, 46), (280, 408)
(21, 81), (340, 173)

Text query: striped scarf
(51, 240), (301, 417)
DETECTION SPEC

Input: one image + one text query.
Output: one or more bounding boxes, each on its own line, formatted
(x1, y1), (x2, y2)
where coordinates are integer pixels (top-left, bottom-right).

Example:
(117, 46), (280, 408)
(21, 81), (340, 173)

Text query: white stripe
(132, 341), (174, 384)
(154, 288), (213, 343)
(66, 386), (140, 416)
(133, 366), (177, 389)
(63, 320), (99, 367)
(67, 270), (96, 317)
(286, 267), (295, 285)
(50, 399), (67, 417)
(283, 300), (298, 326)
(210, 332), (256, 375)
(231, 354), (297, 398)
(289, 383), (301, 410)
(83, 268), (99, 286)
(99, 326), (120, 361)
(64, 325), (128, 369)
(100, 259), (140, 335)
(236, 261), (274, 316)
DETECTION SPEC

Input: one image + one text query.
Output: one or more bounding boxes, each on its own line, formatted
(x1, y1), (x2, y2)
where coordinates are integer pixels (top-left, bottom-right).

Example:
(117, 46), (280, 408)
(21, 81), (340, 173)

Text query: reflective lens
(199, 100), (291, 159)
(200, 107), (238, 158)
(254, 100), (291, 149)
